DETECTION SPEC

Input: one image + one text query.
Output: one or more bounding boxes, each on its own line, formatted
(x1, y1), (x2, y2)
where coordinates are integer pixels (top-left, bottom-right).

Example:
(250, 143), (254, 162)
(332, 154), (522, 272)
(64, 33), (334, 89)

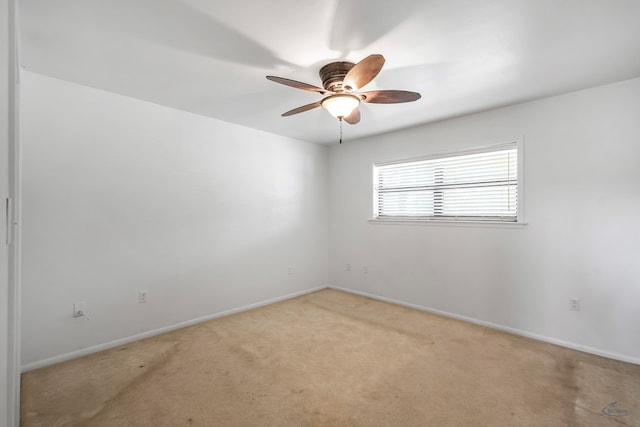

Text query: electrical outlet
(73, 302), (86, 318)
(569, 298), (581, 311)
(288, 267), (293, 275)
(363, 266), (368, 274)
(139, 290), (148, 304)
(346, 263), (351, 272)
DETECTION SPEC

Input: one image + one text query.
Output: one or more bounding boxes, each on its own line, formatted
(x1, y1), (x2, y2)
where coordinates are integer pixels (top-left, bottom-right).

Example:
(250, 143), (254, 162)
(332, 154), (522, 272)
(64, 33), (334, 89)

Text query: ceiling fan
(266, 54), (421, 141)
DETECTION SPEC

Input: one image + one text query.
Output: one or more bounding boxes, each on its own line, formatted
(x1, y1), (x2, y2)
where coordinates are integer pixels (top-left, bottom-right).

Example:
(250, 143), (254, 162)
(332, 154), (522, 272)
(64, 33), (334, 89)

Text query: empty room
(2, 0), (640, 426)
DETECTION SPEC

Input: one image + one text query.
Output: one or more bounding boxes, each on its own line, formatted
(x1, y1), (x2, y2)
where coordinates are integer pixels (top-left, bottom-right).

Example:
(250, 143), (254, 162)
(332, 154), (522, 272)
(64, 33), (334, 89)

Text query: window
(373, 142), (521, 222)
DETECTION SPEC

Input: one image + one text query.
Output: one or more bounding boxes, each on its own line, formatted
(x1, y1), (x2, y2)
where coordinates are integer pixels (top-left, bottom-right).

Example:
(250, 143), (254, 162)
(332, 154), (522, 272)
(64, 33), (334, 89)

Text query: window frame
(370, 139), (525, 227)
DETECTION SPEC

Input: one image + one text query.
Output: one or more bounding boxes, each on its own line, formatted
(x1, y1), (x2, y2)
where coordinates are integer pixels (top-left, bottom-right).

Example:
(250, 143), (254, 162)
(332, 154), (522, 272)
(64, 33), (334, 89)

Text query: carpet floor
(21, 289), (640, 426)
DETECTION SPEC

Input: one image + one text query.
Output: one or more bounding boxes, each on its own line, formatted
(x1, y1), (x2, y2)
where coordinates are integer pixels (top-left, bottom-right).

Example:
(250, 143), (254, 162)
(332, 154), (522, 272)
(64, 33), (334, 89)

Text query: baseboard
(328, 285), (640, 366)
(24, 284), (638, 372)
(21, 286), (326, 372)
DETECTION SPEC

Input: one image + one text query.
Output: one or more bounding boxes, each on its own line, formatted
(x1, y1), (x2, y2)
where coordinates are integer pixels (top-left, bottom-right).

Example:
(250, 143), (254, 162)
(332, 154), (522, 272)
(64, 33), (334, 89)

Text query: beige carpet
(21, 289), (640, 426)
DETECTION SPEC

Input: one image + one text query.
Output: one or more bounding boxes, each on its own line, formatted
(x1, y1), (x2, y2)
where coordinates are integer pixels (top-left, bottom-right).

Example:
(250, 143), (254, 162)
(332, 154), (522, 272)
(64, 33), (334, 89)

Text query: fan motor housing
(319, 61), (355, 92)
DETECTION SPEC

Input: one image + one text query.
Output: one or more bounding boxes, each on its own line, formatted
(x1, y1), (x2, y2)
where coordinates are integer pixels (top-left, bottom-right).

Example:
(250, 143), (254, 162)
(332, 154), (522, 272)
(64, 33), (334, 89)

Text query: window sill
(368, 218), (528, 228)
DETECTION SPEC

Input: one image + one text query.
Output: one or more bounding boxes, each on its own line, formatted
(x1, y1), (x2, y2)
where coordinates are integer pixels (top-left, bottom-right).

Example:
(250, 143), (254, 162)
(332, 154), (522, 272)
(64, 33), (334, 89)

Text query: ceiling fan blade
(343, 54), (385, 91)
(360, 90), (421, 104)
(282, 101), (322, 117)
(344, 107), (361, 124)
(266, 76), (327, 94)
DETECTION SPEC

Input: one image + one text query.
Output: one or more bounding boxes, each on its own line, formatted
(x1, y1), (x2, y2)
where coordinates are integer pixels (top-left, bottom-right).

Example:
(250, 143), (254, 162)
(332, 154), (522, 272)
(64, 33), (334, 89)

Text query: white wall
(328, 77), (640, 363)
(20, 71), (329, 367)
(19, 70), (640, 369)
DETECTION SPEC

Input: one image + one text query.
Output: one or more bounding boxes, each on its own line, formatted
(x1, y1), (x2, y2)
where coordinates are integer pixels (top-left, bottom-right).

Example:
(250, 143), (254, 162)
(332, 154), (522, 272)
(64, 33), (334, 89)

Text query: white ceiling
(18, 0), (640, 144)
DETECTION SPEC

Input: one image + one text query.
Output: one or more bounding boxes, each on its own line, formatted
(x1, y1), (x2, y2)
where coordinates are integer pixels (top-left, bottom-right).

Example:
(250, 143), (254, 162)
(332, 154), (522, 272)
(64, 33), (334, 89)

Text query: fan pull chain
(339, 118), (343, 144)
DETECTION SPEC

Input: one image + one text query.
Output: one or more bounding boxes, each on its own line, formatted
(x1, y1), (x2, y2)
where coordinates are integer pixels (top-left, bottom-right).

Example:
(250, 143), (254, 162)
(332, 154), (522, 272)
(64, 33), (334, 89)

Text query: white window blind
(374, 145), (518, 221)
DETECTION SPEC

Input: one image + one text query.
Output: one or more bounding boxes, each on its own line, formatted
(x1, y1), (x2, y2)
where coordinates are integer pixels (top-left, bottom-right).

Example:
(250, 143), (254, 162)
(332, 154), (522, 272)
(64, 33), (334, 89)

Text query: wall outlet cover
(73, 302), (86, 317)
(569, 298), (581, 311)
(139, 290), (148, 303)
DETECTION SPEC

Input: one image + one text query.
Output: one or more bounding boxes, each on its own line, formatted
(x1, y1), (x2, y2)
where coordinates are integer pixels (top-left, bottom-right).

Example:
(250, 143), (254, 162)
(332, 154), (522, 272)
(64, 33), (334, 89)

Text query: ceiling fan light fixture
(321, 94), (360, 119)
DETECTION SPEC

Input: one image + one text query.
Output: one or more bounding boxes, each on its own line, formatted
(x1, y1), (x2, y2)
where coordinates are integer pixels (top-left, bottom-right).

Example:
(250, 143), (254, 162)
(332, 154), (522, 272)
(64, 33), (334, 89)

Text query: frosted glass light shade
(321, 94), (360, 119)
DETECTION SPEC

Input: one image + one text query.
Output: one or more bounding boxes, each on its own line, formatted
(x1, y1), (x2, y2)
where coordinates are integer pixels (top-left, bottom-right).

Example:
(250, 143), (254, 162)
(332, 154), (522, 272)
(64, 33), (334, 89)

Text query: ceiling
(18, 0), (640, 144)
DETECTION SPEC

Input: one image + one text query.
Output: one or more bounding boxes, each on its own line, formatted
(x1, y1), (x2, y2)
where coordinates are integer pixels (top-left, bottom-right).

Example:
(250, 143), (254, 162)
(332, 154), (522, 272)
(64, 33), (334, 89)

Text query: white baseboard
(21, 286), (326, 372)
(328, 285), (640, 366)
(23, 284), (638, 372)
